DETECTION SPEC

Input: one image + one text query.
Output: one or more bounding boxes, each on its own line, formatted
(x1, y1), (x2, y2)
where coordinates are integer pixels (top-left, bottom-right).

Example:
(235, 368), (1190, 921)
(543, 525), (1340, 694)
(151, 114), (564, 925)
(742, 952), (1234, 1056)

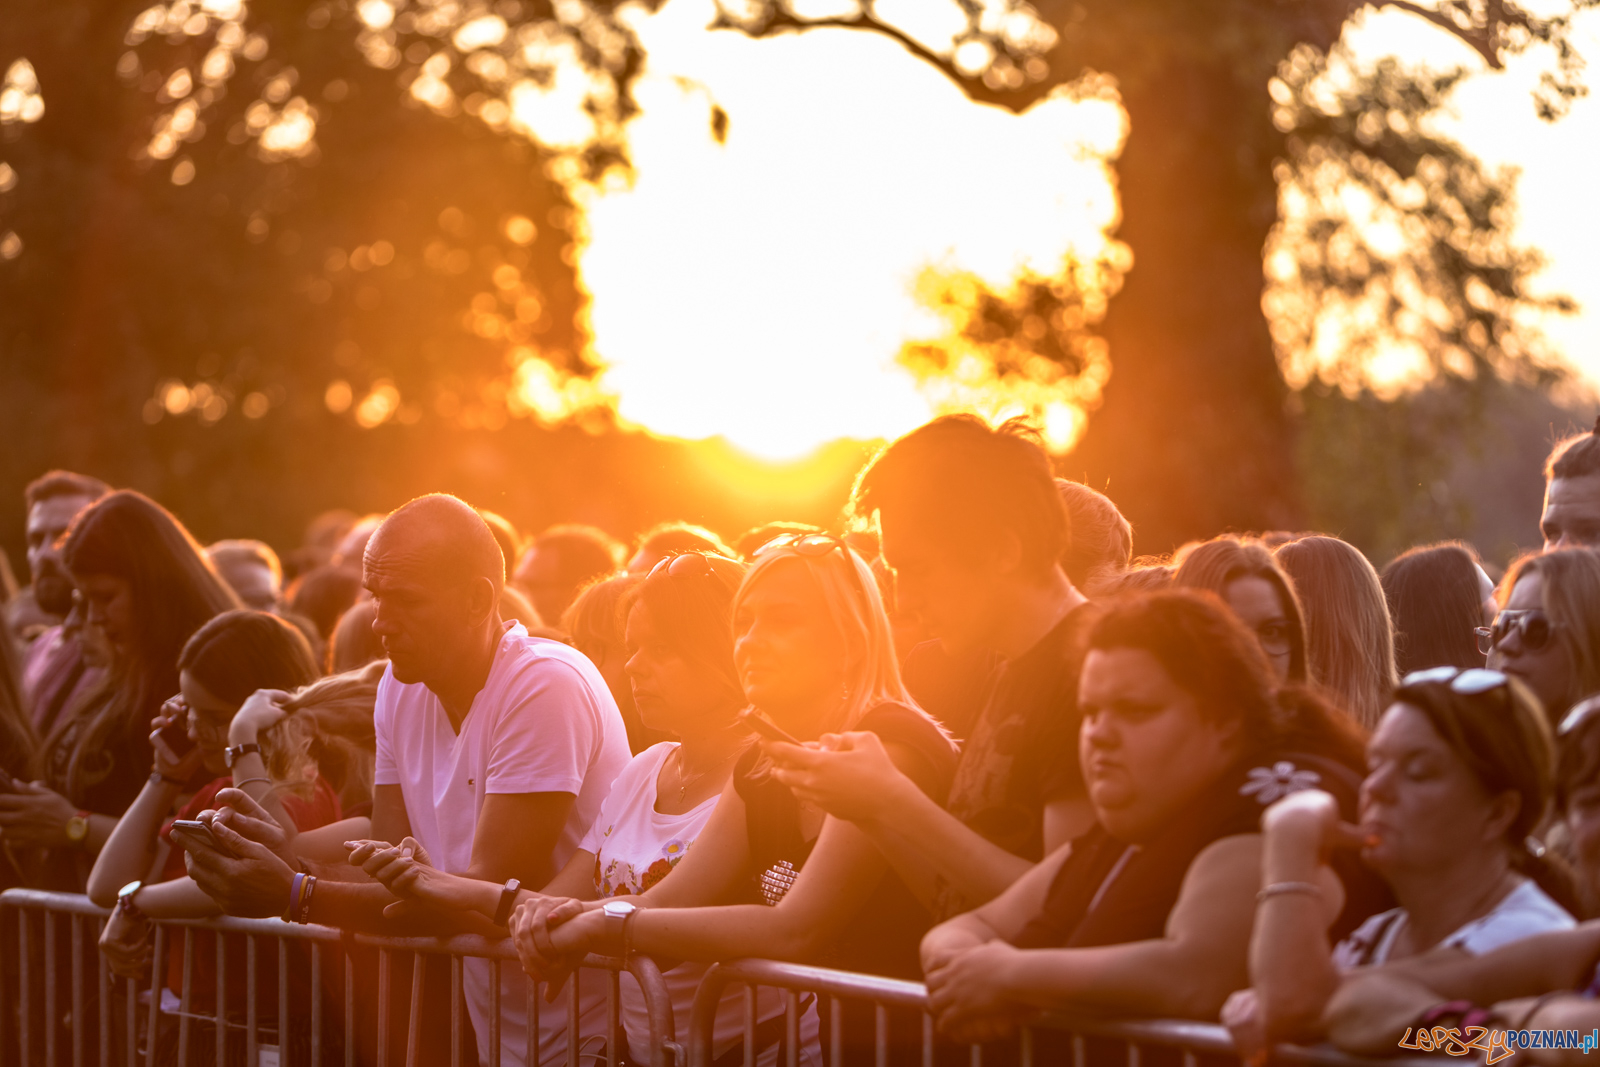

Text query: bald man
(180, 494), (630, 1066)
(1542, 419), (1600, 549)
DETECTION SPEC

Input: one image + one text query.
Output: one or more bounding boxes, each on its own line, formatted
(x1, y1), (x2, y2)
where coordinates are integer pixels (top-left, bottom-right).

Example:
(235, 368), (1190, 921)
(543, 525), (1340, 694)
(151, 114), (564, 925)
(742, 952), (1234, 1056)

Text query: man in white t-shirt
(182, 494), (630, 1066)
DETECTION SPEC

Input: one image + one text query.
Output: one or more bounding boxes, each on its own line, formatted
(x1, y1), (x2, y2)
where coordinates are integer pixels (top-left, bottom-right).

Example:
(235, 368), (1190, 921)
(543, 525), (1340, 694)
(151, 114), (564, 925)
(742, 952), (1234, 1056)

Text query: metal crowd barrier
(0, 889), (677, 1067)
(685, 958), (1420, 1067)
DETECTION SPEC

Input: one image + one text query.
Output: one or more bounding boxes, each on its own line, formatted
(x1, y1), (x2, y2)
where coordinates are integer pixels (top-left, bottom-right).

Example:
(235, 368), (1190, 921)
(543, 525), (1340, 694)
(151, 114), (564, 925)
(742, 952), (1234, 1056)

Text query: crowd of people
(4, 411), (1600, 1065)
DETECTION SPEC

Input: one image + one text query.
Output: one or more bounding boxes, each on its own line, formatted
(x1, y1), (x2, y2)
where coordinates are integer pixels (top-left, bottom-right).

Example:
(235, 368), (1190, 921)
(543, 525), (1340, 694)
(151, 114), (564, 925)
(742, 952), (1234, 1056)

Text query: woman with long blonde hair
(1275, 536), (1398, 730)
(1487, 547), (1600, 727)
(511, 534), (959, 1059)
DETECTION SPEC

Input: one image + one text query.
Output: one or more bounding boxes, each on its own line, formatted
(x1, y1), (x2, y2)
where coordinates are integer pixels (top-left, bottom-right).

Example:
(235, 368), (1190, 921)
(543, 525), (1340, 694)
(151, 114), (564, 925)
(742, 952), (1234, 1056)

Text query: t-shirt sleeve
(483, 657), (601, 796)
(372, 670), (400, 787)
(1448, 885), (1576, 955)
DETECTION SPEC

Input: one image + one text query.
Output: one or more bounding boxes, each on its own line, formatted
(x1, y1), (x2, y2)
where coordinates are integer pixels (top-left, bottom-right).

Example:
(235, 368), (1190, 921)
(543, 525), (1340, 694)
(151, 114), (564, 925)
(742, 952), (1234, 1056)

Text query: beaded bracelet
(287, 872), (306, 923)
(297, 875), (317, 924)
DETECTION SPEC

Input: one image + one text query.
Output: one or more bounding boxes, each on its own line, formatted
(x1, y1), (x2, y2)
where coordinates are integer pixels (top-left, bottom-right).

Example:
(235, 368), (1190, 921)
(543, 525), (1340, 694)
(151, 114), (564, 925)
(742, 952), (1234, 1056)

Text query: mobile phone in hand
(154, 719), (196, 763)
(170, 818), (231, 855)
(738, 708), (804, 747)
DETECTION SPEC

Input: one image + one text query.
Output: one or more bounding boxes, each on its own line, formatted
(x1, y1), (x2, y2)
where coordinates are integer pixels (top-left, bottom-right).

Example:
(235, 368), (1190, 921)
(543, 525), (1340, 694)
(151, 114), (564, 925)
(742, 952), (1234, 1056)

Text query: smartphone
(738, 708), (804, 747)
(154, 718), (196, 763)
(170, 818), (227, 853)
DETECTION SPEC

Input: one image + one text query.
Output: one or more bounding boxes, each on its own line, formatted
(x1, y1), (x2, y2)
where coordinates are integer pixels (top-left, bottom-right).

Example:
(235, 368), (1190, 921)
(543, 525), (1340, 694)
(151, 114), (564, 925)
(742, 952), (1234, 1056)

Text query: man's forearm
(1006, 939), (1247, 1020)
(305, 881), (403, 933)
(862, 786), (1032, 914)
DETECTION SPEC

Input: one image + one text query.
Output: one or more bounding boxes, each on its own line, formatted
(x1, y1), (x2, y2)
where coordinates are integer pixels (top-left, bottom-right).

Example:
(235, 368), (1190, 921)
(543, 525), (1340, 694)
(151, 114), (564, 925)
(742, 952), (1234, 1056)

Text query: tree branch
(706, 3), (1055, 113)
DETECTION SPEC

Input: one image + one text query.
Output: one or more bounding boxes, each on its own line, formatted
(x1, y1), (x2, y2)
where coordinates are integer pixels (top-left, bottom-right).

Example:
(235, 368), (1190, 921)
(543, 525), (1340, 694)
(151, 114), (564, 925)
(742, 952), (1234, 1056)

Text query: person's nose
(1361, 764), (1396, 806)
(1082, 712), (1116, 750)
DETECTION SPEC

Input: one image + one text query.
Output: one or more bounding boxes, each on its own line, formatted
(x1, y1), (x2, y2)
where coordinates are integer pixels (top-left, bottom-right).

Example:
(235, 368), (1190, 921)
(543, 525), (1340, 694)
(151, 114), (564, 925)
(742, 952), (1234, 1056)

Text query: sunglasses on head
(646, 551), (740, 582)
(1475, 609), (1556, 657)
(752, 532), (872, 602)
(1399, 665), (1511, 696)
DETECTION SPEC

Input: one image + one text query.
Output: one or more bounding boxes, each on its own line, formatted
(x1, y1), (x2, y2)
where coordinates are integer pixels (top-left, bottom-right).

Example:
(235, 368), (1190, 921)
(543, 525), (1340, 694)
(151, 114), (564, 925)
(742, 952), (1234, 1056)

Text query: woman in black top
(513, 535), (957, 1046)
(920, 590), (1380, 1044)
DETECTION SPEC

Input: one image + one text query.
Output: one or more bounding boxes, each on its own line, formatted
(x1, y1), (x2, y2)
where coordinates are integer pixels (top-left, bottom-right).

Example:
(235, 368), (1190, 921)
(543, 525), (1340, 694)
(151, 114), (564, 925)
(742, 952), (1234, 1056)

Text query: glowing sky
(573, 0), (1600, 459)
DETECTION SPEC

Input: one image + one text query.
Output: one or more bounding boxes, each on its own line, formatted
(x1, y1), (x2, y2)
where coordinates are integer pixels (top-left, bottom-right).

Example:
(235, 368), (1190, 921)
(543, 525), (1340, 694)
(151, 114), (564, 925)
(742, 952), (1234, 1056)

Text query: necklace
(674, 747), (707, 803)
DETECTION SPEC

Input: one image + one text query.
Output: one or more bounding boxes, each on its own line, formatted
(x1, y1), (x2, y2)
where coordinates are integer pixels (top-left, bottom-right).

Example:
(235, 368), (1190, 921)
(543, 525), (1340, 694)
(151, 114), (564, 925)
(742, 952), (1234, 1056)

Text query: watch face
(602, 901), (636, 918)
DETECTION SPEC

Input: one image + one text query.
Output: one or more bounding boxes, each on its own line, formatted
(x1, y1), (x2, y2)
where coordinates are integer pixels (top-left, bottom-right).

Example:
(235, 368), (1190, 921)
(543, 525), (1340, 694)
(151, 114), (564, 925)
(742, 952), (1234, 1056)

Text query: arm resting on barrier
(1323, 922), (1600, 1055)
(536, 800), (890, 971)
(926, 833), (1263, 1037)
(87, 772), (186, 907)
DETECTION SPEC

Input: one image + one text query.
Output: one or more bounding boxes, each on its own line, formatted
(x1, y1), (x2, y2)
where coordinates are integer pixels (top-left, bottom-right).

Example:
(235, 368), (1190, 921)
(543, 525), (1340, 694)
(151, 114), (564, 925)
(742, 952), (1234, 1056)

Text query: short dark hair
(1546, 417), (1600, 482)
(24, 471), (110, 511)
(852, 415), (1067, 576)
(531, 525), (624, 585)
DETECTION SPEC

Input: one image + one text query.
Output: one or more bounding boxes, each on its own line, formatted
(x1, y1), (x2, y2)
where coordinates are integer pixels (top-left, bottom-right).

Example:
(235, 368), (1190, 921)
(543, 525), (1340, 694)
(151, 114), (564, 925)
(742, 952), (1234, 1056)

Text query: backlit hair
(47, 491), (239, 800)
(24, 470), (110, 511)
(1381, 542), (1486, 674)
(852, 415), (1068, 578)
(1274, 536), (1397, 730)
(178, 609), (320, 706)
(732, 541), (918, 737)
(1546, 418), (1600, 482)
(1057, 480), (1133, 592)
(631, 552), (747, 712)
(1173, 535), (1309, 684)
(1500, 548), (1600, 716)
(271, 660), (385, 808)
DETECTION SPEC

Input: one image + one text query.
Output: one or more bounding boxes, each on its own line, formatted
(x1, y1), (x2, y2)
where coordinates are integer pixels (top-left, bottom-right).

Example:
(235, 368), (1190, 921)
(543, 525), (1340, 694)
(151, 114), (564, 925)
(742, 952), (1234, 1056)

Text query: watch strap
(492, 878), (521, 927)
(225, 743), (261, 768)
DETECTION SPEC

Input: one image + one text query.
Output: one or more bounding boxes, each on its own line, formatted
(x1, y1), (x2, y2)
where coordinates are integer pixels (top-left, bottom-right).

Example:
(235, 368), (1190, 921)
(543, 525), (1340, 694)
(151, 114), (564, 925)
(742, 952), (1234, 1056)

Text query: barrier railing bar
(788, 988), (802, 1067)
(97, 921), (111, 1067)
(376, 946), (390, 1067)
(829, 994), (841, 1067)
(406, 952), (424, 1067)
(525, 972), (537, 1067)
(145, 923), (165, 1067)
(1018, 1026), (1033, 1067)
(451, 954), (463, 1067)
(72, 912), (85, 1067)
(742, 981), (755, 1067)
(343, 937), (354, 1067)
(311, 938), (325, 1067)
(216, 922), (227, 1066)
(873, 1001), (887, 1067)
(490, 955), (502, 1067)
(248, 934), (260, 1067)
(565, 966), (579, 1067)
(45, 910), (57, 1067)
(921, 1012), (933, 1067)
(178, 927), (194, 1067)
(607, 967), (621, 1067)
(18, 908), (30, 1067)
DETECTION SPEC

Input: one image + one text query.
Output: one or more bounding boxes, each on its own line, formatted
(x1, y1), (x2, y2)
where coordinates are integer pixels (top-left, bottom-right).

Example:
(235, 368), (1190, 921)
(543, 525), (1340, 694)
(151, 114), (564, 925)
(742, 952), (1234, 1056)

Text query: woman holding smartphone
(510, 534), (958, 1059)
(87, 610), (340, 993)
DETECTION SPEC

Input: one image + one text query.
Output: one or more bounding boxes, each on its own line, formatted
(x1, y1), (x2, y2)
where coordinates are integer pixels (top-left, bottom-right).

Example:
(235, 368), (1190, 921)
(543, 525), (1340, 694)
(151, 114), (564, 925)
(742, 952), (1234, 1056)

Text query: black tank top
(733, 701), (959, 978)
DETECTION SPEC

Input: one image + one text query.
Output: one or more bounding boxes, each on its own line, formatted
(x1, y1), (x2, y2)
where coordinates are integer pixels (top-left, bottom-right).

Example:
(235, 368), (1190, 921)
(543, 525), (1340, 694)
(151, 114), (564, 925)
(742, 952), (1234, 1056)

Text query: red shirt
(158, 775), (342, 1008)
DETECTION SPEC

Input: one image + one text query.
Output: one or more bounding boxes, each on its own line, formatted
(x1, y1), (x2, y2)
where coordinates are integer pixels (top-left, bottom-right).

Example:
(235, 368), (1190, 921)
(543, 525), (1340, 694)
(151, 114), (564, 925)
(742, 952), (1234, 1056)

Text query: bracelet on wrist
(1256, 881), (1322, 904)
(149, 770), (186, 788)
(232, 776), (272, 791)
(493, 879), (522, 927)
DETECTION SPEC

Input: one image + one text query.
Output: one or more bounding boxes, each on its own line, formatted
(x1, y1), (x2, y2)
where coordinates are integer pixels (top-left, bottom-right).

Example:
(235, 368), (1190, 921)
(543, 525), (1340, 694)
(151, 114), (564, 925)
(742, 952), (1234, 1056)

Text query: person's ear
(466, 576), (498, 625)
(1484, 790), (1521, 846)
(989, 530), (1025, 578)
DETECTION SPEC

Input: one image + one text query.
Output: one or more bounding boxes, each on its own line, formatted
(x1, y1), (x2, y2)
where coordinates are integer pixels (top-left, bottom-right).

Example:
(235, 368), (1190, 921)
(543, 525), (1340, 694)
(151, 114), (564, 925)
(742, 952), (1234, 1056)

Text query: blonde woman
(514, 533), (959, 1058)
(1275, 536), (1398, 729)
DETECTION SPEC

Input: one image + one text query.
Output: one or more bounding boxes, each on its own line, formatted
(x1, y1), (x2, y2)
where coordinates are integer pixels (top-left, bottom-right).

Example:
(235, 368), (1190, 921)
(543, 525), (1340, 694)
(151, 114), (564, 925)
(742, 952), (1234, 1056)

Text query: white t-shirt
(1333, 878), (1575, 969)
(374, 621), (631, 1067)
(579, 743), (819, 1067)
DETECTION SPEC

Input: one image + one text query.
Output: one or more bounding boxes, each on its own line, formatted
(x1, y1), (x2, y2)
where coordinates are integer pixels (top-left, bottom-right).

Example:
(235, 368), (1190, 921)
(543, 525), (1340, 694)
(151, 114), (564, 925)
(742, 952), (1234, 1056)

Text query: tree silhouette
(716, 0), (1589, 548)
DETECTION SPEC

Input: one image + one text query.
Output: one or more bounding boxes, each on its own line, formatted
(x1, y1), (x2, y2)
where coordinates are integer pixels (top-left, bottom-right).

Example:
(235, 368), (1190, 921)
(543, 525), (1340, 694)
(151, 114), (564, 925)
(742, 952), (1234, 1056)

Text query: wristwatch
(223, 743), (260, 768)
(600, 899), (638, 958)
(65, 809), (91, 846)
(117, 880), (145, 921)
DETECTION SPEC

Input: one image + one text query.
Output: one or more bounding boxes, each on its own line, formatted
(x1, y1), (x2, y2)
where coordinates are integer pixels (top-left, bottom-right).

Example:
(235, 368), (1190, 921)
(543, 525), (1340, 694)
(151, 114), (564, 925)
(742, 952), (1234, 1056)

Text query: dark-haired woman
(917, 590), (1378, 1045)
(1174, 536), (1309, 684)
(87, 611), (338, 966)
(1223, 667), (1574, 1060)
(1380, 542), (1495, 675)
(0, 491), (239, 886)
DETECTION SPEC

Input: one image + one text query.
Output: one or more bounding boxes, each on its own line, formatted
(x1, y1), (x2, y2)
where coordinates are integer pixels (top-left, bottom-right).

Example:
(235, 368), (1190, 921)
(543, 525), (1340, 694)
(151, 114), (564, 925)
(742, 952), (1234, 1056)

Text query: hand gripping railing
(684, 957), (1425, 1067)
(0, 888), (677, 1067)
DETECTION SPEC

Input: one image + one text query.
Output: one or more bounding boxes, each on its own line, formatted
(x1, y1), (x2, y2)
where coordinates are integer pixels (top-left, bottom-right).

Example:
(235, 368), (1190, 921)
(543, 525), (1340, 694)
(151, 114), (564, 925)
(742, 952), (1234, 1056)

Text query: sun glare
(571, 0), (1125, 461)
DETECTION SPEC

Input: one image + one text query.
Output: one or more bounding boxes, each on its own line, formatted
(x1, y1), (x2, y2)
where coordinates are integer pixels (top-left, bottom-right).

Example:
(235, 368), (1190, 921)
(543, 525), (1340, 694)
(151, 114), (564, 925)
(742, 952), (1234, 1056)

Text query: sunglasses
(1475, 609), (1557, 656)
(1399, 665), (1511, 696)
(752, 532), (872, 602)
(646, 551), (740, 582)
